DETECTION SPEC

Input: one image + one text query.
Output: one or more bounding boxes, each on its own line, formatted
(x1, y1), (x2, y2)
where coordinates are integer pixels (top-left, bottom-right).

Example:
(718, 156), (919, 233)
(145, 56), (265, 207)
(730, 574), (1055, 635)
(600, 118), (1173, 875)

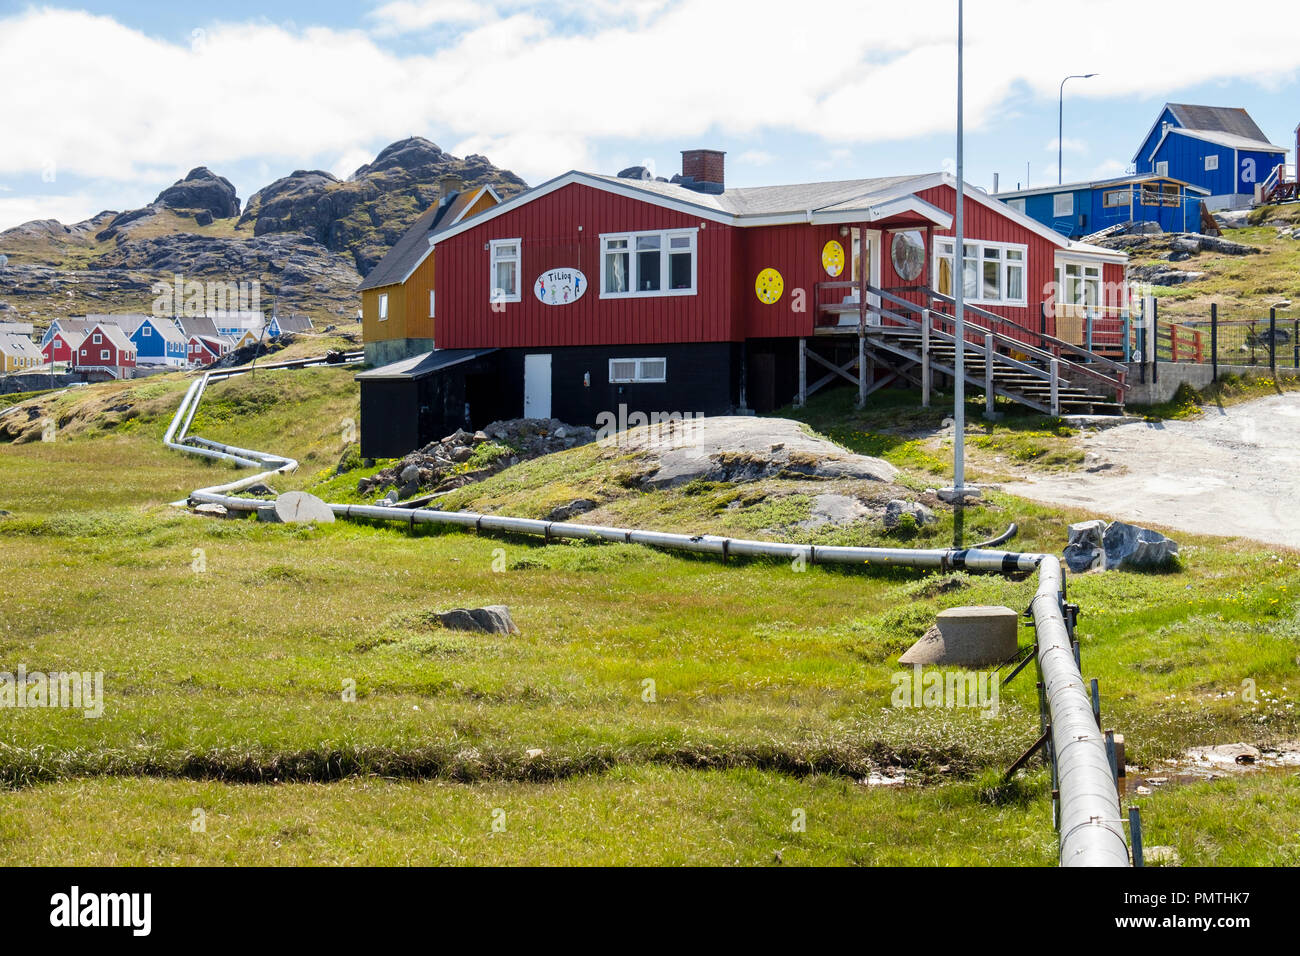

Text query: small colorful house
(357, 176), (502, 365)
(1134, 104), (1287, 210)
(73, 323), (137, 377)
(266, 313), (315, 338)
(187, 333), (236, 366)
(0, 332), (44, 373)
(996, 174), (1210, 238)
(358, 150), (1129, 457)
(130, 317), (190, 367)
(41, 329), (85, 367)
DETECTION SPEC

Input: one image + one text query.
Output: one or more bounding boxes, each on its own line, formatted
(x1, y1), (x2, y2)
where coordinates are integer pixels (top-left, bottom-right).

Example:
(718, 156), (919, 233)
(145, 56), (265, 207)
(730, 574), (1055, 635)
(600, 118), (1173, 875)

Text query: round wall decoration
(821, 240), (845, 277)
(891, 230), (926, 282)
(534, 267), (587, 305)
(754, 267), (784, 304)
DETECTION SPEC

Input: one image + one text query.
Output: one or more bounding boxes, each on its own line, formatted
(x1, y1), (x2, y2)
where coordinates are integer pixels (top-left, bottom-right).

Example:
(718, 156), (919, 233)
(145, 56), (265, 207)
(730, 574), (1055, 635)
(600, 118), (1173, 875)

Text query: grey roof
(139, 317), (188, 344)
(0, 321), (35, 336)
(273, 313), (314, 333)
(586, 172), (935, 217)
(996, 173), (1211, 200)
(86, 313), (149, 336)
(89, 323), (136, 351)
(358, 188), (487, 292)
(0, 332), (42, 359)
(1168, 104), (1270, 141)
(177, 316), (220, 339)
(355, 347), (498, 381)
(1167, 127), (1285, 153)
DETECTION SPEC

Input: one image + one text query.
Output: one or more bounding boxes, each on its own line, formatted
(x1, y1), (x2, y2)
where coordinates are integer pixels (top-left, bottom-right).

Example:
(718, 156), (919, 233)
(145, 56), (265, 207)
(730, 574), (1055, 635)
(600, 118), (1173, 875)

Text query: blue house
(995, 174), (1209, 239)
(129, 316), (189, 367)
(1134, 104), (1287, 210)
(266, 313), (314, 338)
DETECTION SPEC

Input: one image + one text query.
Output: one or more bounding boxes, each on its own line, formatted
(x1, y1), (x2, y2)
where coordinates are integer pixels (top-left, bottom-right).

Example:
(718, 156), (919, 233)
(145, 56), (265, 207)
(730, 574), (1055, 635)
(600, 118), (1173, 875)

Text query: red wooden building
(359, 150), (1130, 457)
(42, 329), (85, 366)
(73, 323), (137, 377)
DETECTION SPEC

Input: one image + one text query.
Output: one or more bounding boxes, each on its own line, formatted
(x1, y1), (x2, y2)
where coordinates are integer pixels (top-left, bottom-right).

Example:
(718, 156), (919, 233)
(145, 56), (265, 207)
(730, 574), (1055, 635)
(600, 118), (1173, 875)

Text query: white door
(523, 353), (552, 419)
(844, 228), (882, 325)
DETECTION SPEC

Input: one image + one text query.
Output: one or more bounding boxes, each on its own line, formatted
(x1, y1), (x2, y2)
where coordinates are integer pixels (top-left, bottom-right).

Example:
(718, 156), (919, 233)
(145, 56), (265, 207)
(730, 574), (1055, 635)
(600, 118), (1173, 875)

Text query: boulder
(193, 502), (229, 519)
(434, 605), (519, 635)
(883, 499), (934, 529)
(1063, 519), (1108, 572)
(264, 491), (335, 524)
(547, 498), (598, 522)
(1102, 520), (1178, 569)
(899, 606), (1019, 667)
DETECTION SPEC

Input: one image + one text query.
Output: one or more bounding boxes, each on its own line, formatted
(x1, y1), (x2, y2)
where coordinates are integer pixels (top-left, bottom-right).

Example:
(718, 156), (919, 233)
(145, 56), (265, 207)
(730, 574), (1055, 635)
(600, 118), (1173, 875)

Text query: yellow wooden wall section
(361, 190), (500, 346)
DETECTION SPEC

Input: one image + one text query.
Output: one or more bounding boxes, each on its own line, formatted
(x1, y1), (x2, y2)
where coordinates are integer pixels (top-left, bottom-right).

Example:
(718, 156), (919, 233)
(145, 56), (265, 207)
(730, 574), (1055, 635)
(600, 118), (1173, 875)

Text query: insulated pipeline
(162, 362), (1131, 867)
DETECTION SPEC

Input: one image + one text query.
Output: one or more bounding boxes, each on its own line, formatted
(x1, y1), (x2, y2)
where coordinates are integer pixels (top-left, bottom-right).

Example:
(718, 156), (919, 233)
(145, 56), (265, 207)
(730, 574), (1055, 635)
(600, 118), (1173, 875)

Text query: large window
(934, 239), (1026, 306)
(1056, 261), (1102, 308)
(609, 357), (667, 383)
(601, 229), (696, 298)
(489, 239), (521, 302)
(1102, 189), (1131, 208)
(1053, 193), (1074, 217)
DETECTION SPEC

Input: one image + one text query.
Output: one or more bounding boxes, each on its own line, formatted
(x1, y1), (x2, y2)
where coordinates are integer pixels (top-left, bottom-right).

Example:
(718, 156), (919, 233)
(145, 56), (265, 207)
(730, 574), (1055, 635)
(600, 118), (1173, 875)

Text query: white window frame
(92, 333), (102, 344)
(1205, 154), (1219, 171)
(1055, 260), (1103, 309)
(1102, 189), (1131, 208)
(608, 357), (668, 383)
(599, 228), (698, 299)
(1155, 160), (1169, 177)
(429, 290), (436, 318)
(933, 238), (1028, 307)
(1006, 198), (1026, 214)
(100, 349), (110, 361)
(142, 325), (151, 336)
(489, 238), (522, 303)
(1053, 192), (1074, 218)
(377, 292), (389, 321)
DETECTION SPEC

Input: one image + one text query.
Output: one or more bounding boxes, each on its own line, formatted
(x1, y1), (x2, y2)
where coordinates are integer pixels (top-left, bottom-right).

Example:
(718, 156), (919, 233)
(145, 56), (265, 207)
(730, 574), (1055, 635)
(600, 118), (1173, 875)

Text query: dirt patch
(1004, 393), (1300, 549)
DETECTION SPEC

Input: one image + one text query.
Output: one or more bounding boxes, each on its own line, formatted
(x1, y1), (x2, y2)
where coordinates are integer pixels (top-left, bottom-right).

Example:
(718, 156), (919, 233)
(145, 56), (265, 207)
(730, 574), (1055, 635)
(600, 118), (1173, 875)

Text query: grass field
(0, 367), (1297, 865)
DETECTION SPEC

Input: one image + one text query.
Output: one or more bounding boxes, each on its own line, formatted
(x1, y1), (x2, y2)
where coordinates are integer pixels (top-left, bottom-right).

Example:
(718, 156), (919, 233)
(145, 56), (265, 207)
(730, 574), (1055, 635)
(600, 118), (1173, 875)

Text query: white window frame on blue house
(1053, 193), (1074, 218)
(1205, 155), (1219, 171)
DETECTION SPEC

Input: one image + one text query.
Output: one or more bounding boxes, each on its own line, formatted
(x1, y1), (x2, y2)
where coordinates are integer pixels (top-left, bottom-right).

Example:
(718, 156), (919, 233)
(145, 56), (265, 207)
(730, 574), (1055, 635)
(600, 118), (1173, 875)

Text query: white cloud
(1045, 137), (1088, 153)
(331, 147), (378, 181)
(735, 150), (775, 166)
(2, 0), (1300, 228)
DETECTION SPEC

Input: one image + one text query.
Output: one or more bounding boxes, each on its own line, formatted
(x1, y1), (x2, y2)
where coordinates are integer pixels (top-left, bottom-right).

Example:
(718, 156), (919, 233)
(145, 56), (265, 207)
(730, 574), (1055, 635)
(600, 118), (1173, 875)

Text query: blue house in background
(129, 316), (189, 367)
(1134, 104), (1287, 210)
(994, 174), (1209, 239)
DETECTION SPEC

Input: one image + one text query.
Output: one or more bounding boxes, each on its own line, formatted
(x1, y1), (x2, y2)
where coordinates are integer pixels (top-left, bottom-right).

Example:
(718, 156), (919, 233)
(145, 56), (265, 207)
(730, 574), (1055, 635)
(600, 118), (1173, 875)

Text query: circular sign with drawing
(821, 240), (845, 277)
(534, 267), (587, 305)
(755, 267), (784, 304)
(891, 230), (926, 282)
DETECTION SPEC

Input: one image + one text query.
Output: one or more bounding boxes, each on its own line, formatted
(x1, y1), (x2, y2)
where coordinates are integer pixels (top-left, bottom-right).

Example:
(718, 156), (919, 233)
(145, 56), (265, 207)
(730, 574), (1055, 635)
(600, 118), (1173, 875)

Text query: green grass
(0, 371), (1297, 864)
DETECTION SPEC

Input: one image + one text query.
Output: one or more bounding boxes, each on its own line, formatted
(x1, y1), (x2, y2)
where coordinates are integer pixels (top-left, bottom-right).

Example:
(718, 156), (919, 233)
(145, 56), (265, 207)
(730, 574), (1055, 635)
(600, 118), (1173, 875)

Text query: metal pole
(921, 309), (932, 407)
(1293, 319), (1298, 370)
(1152, 298), (1159, 385)
(1058, 74), (1098, 185)
(1211, 302), (1218, 382)
(953, 0), (966, 496)
(1270, 307), (1277, 375)
(984, 331), (995, 419)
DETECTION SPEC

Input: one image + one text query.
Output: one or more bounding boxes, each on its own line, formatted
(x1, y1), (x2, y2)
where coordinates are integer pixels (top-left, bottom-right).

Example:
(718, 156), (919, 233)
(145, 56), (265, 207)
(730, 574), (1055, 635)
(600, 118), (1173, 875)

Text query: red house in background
(358, 149), (1131, 458)
(73, 323), (136, 378)
(42, 328), (85, 366)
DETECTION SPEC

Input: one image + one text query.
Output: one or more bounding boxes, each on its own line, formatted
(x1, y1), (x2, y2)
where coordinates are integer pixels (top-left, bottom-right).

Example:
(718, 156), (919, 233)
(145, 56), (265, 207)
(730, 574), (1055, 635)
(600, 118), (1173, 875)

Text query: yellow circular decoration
(821, 240), (845, 277)
(755, 267), (784, 305)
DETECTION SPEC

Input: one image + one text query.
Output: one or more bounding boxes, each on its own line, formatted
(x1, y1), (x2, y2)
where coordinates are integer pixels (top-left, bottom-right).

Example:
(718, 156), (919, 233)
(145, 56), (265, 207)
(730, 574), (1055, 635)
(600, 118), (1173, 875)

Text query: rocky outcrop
(238, 137), (528, 273)
(155, 166), (241, 219)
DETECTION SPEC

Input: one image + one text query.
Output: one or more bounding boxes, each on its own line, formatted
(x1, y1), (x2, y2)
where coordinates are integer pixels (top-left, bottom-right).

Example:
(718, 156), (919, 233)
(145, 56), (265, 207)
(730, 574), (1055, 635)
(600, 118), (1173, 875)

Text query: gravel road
(1005, 392), (1300, 549)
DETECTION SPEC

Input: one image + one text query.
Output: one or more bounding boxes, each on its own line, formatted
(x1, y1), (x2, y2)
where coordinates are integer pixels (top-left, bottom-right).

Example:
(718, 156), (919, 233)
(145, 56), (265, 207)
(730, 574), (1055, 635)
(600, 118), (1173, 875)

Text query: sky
(1, 0), (1298, 231)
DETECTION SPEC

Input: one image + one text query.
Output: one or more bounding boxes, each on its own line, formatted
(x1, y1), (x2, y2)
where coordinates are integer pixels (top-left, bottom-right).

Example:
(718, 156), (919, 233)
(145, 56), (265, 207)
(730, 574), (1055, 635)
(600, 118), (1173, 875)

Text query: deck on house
(802, 282), (1130, 417)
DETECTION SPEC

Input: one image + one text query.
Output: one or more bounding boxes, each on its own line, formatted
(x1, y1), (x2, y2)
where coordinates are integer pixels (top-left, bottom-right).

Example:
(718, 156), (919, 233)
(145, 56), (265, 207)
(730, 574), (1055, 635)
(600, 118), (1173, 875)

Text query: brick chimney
(439, 174), (464, 201)
(680, 149), (725, 192)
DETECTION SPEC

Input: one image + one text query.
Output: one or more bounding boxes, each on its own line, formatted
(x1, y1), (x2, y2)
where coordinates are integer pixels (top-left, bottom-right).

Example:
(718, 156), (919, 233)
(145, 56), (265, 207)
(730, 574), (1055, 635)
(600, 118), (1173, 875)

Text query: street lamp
(1058, 73), (1098, 185)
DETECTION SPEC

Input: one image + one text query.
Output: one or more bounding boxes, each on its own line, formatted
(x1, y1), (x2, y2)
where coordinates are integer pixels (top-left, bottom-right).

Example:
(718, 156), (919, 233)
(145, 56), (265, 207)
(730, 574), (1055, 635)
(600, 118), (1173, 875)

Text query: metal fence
(1156, 305), (1300, 372)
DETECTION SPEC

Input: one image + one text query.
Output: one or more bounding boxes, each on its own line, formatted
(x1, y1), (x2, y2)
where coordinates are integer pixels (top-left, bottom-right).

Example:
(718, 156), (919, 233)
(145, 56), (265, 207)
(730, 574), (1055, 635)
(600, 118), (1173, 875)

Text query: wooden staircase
(805, 283), (1130, 417)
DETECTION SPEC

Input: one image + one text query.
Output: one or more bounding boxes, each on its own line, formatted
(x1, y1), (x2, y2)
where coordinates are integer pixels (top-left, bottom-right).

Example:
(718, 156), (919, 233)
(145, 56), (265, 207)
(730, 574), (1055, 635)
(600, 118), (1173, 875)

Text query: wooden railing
(813, 280), (1128, 405)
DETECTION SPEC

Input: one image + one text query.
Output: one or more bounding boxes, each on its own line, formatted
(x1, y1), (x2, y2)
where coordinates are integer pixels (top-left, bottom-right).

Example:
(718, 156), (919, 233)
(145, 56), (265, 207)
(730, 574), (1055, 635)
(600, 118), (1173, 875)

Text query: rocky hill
(0, 138), (527, 329)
